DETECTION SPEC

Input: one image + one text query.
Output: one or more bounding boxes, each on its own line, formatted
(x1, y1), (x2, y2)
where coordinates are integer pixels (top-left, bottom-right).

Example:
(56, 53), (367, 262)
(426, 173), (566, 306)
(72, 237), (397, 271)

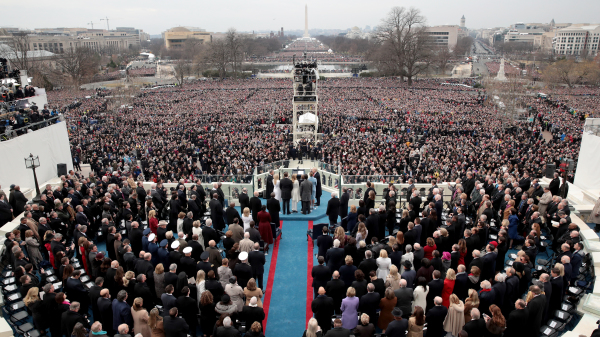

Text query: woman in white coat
(376, 250), (392, 280)
(273, 174), (282, 202)
(412, 276), (429, 313)
(291, 174), (300, 213)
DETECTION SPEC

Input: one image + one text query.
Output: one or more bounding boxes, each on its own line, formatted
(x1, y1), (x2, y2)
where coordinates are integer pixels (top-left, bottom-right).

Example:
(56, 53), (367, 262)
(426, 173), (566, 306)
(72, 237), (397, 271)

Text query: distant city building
(426, 25), (459, 50)
(163, 27), (212, 49)
(554, 24), (600, 55)
(460, 15), (466, 28)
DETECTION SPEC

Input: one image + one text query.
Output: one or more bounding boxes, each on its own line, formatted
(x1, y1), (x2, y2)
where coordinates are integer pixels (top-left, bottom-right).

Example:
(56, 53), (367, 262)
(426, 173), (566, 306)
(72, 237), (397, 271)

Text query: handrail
(1, 115), (62, 140)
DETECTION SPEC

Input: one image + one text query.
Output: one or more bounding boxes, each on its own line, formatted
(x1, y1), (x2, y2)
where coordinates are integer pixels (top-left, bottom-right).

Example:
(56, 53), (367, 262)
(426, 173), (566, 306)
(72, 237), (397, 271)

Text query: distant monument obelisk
(496, 58), (507, 81)
(303, 4), (310, 38)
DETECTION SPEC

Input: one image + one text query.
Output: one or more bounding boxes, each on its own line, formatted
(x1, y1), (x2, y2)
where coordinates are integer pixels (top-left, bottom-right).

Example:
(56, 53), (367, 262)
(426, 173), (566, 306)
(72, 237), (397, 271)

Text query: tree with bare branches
(206, 39), (229, 78)
(52, 47), (100, 87)
(543, 59), (600, 88)
(372, 6), (429, 85)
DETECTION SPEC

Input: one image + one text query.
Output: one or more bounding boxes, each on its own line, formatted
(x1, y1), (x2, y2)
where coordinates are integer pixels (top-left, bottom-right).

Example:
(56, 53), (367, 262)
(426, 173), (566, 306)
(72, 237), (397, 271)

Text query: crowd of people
(308, 169), (585, 336)
(41, 77), (596, 187)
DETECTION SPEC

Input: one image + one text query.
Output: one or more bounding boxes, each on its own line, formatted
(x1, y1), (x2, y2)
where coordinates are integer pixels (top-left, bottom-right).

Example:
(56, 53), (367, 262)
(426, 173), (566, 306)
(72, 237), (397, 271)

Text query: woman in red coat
(257, 205), (273, 250)
(442, 268), (456, 307)
(148, 210), (159, 234)
(423, 238), (436, 261)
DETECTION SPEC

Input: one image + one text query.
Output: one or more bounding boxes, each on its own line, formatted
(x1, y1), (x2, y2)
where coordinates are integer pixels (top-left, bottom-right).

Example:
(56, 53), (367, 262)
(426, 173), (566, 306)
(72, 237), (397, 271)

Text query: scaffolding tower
(292, 53), (320, 145)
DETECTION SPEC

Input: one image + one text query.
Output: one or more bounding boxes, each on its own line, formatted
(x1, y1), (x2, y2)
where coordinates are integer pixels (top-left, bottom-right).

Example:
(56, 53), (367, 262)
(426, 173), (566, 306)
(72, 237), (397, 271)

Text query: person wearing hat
(225, 276), (245, 312)
(196, 251), (214, 276)
(241, 296), (265, 332)
(169, 241), (182, 268)
(179, 247), (196, 279)
(142, 228), (152, 252)
(158, 240), (170, 268)
(157, 220), (168, 243)
(234, 251), (253, 291)
(147, 233), (159, 266)
(215, 294), (237, 316)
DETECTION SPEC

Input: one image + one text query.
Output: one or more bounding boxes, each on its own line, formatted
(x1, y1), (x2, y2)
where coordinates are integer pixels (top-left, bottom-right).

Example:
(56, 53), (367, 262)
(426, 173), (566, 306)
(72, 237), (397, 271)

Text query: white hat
(238, 251), (248, 261)
(171, 241), (180, 249)
(148, 233), (156, 241)
(183, 247), (192, 254)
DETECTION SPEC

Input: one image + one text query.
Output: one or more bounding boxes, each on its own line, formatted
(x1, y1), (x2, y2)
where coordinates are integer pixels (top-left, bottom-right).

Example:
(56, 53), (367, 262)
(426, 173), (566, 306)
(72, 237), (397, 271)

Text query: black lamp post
(25, 153), (41, 201)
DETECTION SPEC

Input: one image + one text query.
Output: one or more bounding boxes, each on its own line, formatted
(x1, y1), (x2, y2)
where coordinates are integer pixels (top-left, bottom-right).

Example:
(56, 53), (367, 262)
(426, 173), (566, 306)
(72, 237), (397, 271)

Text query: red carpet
(306, 220), (314, 325)
(262, 220), (283, 331)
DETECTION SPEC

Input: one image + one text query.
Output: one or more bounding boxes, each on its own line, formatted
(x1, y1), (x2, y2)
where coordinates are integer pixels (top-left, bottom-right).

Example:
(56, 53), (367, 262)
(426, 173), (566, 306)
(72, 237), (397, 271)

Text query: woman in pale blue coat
(340, 287), (360, 329)
(308, 171), (317, 209)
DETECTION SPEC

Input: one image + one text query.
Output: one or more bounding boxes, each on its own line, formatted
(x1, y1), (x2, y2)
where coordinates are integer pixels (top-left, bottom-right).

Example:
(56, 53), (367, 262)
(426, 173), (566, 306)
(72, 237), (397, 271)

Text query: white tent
(299, 113), (318, 124)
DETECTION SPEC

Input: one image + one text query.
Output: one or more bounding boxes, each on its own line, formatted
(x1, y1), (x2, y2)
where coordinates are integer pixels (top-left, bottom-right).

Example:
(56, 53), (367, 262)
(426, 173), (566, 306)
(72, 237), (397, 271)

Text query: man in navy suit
(248, 243), (266, 289)
(426, 271), (444, 313)
(65, 270), (90, 315)
(453, 265), (469, 301)
(359, 284), (381, 324)
(312, 256), (332, 298)
(112, 290), (133, 331)
(571, 243), (584, 280)
(316, 227), (333, 258)
(325, 240), (345, 274)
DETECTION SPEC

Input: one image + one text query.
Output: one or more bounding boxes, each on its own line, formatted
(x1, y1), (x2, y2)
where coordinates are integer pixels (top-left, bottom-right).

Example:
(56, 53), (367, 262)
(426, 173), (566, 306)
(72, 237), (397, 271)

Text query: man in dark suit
(504, 299), (529, 337)
(88, 277), (104, 323)
(209, 193), (225, 231)
(202, 220), (220, 248)
(97, 289), (114, 335)
(249, 191), (262, 223)
(136, 182), (147, 205)
(425, 296), (448, 337)
(365, 209), (380, 243)
(571, 243), (584, 280)
(426, 271), (444, 313)
(161, 285), (177, 317)
(316, 227), (333, 258)
(311, 287), (335, 333)
(325, 241), (345, 274)
(163, 307), (189, 337)
(65, 270), (90, 315)
(463, 308), (486, 337)
(112, 290), (133, 331)
(300, 175), (313, 214)
(312, 256), (332, 298)
(363, 182), (374, 205)
(61, 302), (90, 337)
(359, 284), (381, 326)
(526, 285), (547, 337)
(453, 265), (469, 301)
(409, 190), (422, 215)
(358, 250), (378, 277)
(280, 172), (293, 215)
(404, 223), (417, 250)
(481, 244), (498, 281)
(129, 222), (143, 256)
(313, 168), (322, 206)
(176, 286), (198, 335)
(133, 274), (155, 312)
(394, 280), (414, 319)
(385, 308), (409, 337)
(468, 250), (483, 274)
(326, 192), (341, 226)
(549, 267), (564, 316)
(11, 185), (28, 216)
(339, 187), (349, 220)
(324, 319), (352, 337)
(265, 170), (274, 200)
(325, 271), (346, 315)
(225, 202), (240, 226)
(238, 188), (250, 214)
(266, 193), (280, 233)
(248, 243), (266, 289)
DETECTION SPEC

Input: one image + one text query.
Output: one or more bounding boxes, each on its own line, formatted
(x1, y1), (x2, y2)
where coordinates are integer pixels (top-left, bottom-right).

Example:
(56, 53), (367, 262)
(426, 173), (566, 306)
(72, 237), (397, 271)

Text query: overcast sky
(4, 0), (600, 35)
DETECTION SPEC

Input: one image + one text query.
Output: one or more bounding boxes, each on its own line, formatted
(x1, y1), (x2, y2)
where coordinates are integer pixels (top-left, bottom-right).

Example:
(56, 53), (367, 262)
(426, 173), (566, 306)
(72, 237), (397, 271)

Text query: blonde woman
(192, 220), (205, 249)
(24, 287), (46, 332)
(153, 264), (166, 299)
(273, 174), (281, 202)
(443, 294), (465, 336)
(291, 174), (300, 213)
(386, 265), (401, 291)
(376, 250), (391, 280)
(356, 223), (368, 248)
(241, 208), (253, 231)
(149, 210), (158, 234)
(148, 308), (165, 337)
(131, 297), (151, 337)
(244, 278), (263, 307)
(176, 212), (186, 234)
(334, 226), (347, 248)
(464, 288), (480, 323)
(302, 317), (322, 337)
(195, 270), (206, 306)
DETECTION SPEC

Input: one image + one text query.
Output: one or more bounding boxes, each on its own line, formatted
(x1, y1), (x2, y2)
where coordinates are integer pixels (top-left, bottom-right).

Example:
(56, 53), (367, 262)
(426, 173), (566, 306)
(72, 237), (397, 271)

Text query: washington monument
(303, 4), (310, 38)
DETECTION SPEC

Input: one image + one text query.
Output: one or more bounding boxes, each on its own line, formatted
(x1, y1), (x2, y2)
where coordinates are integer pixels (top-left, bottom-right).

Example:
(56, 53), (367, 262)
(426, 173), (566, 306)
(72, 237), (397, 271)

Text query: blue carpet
(264, 219), (310, 335)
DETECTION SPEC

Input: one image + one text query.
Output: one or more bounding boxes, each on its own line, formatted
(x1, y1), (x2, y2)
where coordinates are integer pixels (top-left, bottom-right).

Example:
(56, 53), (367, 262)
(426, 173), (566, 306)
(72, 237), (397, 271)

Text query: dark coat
(209, 199), (225, 230)
(97, 297), (113, 333)
(425, 305), (448, 337)
(453, 272), (469, 301)
(326, 247), (345, 274)
(280, 178), (293, 200)
(238, 193), (250, 212)
(163, 315), (189, 337)
(526, 294), (547, 336)
(478, 289), (496, 316)
(176, 295), (198, 329)
(241, 306), (265, 330)
(267, 197), (280, 225)
(463, 318), (486, 337)
(326, 197), (341, 224)
(426, 279), (444, 312)
(61, 310), (90, 337)
(134, 281), (155, 312)
(112, 299), (133, 330)
(225, 207), (241, 226)
(339, 192), (349, 218)
(312, 264), (332, 290)
(325, 278), (346, 314)
(312, 295), (335, 332)
(504, 308), (529, 337)
(317, 234), (333, 259)
(358, 292), (380, 323)
(248, 250), (265, 275)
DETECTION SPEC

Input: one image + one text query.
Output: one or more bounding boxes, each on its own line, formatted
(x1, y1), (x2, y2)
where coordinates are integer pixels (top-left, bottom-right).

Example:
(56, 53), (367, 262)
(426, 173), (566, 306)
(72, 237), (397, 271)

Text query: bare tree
(543, 59), (599, 88)
(3, 34), (34, 73)
(431, 46), (453, 75)
(226, 28), (243, 74)
(373, 7), (429, 85)
(206, 39), (229, 78)
(52, 47), (100, 87)
(173, 59), (191, 85)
